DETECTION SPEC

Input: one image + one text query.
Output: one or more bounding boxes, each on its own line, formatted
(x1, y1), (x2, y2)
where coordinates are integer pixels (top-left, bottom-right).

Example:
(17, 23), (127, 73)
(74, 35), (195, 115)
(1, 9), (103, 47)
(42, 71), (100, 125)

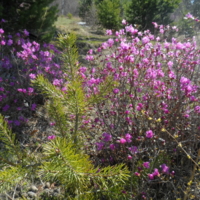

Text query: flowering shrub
(0, 27), (64, 129)
(79, 19), (200, 198)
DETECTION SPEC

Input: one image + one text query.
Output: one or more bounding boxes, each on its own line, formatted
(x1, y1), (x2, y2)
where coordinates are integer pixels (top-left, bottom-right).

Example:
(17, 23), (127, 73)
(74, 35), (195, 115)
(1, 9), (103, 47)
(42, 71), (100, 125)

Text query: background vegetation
(0, 0), (200, 199)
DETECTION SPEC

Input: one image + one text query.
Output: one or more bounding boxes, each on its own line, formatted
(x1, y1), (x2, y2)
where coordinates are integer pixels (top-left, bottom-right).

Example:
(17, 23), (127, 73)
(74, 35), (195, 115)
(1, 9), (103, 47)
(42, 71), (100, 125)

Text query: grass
(54, 16), (110, 47)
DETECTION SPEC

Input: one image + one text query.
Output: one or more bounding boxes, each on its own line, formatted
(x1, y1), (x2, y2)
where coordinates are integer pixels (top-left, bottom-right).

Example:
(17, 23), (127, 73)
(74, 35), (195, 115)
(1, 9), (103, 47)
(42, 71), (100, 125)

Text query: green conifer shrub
(0, 0), (58, 42)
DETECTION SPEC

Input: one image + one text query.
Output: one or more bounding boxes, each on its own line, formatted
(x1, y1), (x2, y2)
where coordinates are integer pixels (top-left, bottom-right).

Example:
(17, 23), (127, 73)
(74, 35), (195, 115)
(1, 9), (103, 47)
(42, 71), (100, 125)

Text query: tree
(192, 0), (200, 18)
(96, 0), (121, 30)
(79, 0), (93, 19)
(0, 0), (58, 42)
(125, 0), (180, 32)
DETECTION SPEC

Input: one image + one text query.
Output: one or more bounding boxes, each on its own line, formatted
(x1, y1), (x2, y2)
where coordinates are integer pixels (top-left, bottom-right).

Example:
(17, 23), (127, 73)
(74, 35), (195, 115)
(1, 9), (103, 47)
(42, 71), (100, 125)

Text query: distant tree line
(78, 0), (200, 34)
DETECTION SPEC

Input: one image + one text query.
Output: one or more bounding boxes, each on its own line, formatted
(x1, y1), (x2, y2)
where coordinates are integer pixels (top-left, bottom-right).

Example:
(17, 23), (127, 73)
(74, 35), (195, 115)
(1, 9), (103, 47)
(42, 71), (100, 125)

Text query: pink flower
(153, 168), (160, 177)
(167, 61), (173, 68)
(106, 29), (112, 35)
(29, 73), (36, 79)
(134, 172), (140, 176)
(185, 13), (194, 20)
(122, 19), (127, 25)
(0, 28), (4, 34)
(143, 162), (150, 169)
(127, 155), (132, 160)
(148, 174), (154, 180)
(47, 135), (56, 140)
(23, 29), (29, 36)
(119, 138), (126, 144)
(146, 130), (154, 138)
(160, 164), (169, 174)
(50, 122), (56, 126)
(113, 88), (120, 94)
(142, 36), (150, 44)
(125, 133), (132, 143)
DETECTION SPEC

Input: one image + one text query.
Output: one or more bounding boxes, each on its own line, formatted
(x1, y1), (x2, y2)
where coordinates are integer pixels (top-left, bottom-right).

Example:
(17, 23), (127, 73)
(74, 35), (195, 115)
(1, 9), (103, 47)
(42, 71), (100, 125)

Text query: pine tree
(0, 0), (58, 42)
(0, 33), (130, 199)
(96, 0), (121, 30)
(125, 0), (180, 32)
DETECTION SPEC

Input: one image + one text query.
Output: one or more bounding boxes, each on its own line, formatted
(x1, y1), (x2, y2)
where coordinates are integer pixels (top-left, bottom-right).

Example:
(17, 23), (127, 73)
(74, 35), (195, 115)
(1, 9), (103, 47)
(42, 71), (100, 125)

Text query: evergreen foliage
(0, 0), (58, 42)
(78, 0), (93, 19)
(96, 0), (121, 30)
(125, 0), (180, 32)
(0, 113), (130, 198)
(0, 33), (130, 199)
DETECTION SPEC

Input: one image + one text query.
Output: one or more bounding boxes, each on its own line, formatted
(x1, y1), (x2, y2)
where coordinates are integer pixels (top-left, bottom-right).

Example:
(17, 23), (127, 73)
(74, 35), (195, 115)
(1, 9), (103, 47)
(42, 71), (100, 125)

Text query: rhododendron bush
(79, 20), (200, 198)
(0, 27), (64, 129)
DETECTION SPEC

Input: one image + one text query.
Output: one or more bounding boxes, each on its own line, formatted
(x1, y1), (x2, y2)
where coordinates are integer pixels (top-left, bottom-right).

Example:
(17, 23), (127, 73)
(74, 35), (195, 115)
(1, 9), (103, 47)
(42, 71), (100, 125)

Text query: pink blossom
(122, 19), (127, 25)
(0, 28), (4, 34)
(153, 168), (160, 177)
(125, 133), (132, 143)
(106, 29), (112, 35)
(127, 155), (132, 160)
(148, 174), (154, 180)
(146, 130), (154, 138)
(113, 88), (120, 94)
(119, 138), (126, 144)
(143, 162), (150, 169)
(47, 135), (56, 140)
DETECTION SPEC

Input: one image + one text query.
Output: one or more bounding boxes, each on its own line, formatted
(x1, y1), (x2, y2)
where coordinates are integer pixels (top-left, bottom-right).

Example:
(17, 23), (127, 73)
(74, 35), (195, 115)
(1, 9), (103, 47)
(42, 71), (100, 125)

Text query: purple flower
(14, 120), (20, 126)
(53, 79), (61, 86)
(31, 103), (37, 111)
(113, 88), (120, 94)
(160, 164), (169, 174)
(96, 142), (104, 151)
(194, 106), (200, 113)
(2, 104), (10, 112)
(109, 143), (115, 150)
(153, 168), (160, 177)
(7, 39), (13, 46)
(102, 132), (112, 142)
(146, 130), (154, 138)
(125, 133), (132, 143)
(23, 29), (29, 36)
(47, 135), (56, 140)
(129, 146), (138, 154)
(143, 162), (150, 169)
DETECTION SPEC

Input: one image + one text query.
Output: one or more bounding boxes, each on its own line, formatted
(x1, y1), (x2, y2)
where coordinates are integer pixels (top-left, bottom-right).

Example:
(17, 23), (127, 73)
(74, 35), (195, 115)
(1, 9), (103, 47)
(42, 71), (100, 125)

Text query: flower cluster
(79, 20), (200, 197)
(0, 28), (65, 128)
